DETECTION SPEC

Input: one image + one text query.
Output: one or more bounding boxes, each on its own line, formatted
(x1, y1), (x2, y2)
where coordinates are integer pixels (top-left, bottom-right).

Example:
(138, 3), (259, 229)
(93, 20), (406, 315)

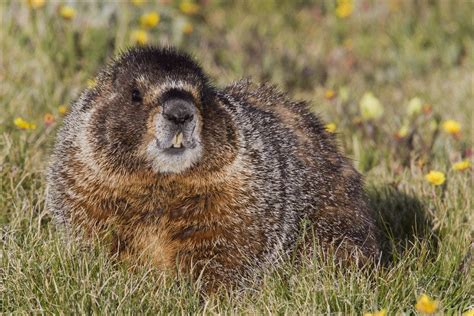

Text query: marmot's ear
(110, 67), (118, 87)
(104, 58), (125, 90)
(109, 64), (122, 89)
(112, 70), (134, 93)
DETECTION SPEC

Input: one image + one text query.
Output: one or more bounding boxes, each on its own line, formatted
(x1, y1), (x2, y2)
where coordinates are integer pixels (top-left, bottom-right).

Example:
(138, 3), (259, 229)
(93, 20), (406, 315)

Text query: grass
(1, 0), (472, 314)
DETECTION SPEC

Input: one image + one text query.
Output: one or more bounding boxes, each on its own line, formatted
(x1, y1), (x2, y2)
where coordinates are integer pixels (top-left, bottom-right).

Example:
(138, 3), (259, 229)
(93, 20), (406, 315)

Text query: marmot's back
(223, 81), (379, 258)
(47, 46), (379, 293)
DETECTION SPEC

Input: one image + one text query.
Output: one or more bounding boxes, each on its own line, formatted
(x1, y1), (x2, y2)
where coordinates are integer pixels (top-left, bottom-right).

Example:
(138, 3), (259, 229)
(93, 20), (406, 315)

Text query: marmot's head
(81, 46), (223, 175)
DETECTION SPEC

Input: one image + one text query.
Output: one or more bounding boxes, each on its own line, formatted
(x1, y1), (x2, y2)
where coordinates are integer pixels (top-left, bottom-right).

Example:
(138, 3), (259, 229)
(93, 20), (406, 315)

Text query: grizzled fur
(47, 46), (380, 292)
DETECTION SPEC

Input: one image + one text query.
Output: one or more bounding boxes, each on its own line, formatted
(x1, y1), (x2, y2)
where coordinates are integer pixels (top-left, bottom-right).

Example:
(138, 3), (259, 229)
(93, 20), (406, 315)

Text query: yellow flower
(140, 11), (160, 29)
(463, 308), (474, 316)
(43, 113), (55, 126)
(407, 97), (423, 116)
(396, 125), (409, 139)
(442, 120), (461, 135)
(324, 89), (336, 100)
(179, 1), (199, 15)
(359, 92), (384, 120)
(182, 22), (193, 34)
(59, 5), (75, 20)
(58, 105), (68, 115)
(14, 117), (37, 130)
(131, 30), (149, 45)
(415, 294), (439, 314)
(131, 0), (146, 6)
(325, 123), (337, 133)
(28, 0), (45, 9)
(87, 79), (97, 89)
(453, 160), (471, 172)
(425, 171), (446, 186)
(363, 308), (387, 316)
(335, 0), (353, 18)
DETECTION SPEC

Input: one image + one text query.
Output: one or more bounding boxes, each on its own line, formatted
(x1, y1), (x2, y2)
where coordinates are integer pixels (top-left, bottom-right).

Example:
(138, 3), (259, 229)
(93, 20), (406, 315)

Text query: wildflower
(415, 294), (439, 314)
(58, 105), (68, 115)
(325, 123), (337, 133)
(363, 308), (387, 316)
(463, 309), (474, 316)
(442, 120), (461, 135)
(335, 0), (353, 18)
(140, 11), (160, 29)
(407, 97), (423, 116)
(425, 171), (445, 186)
(453, 160), (471, 172)
(359, 92), (384, 120)
(131, 30), (149, 45)
(59, 5), (76, 20)
(131, 0), (146, 6)
(324, 89), (336, 100)
(28, 0), (45, 9)
(87, 79), (97, 89)
(179, 1), (199, 15)
(43, 113), (55, 126)
(14, 117), (37, 130)
(396, 125), (409, 139)
(422, 104), (432, 115)
(182, 22), (193, 34)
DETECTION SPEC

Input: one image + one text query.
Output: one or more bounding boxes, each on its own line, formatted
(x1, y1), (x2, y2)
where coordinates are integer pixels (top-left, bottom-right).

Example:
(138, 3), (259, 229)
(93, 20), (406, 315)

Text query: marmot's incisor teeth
(173, 132), (183, 147)
(46, 46), (380, 294)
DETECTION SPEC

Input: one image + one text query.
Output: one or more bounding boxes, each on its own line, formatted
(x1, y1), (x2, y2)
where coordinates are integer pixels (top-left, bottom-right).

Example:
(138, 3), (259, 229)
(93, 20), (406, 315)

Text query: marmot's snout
(147, 90), (203, 174)
(162, 98), (195, 126)
(157, 95), (199, 151)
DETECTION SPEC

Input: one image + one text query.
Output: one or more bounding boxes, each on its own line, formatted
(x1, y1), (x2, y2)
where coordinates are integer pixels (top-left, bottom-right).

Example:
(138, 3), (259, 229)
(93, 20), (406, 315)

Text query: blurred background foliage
(1, 0), (473, 313)
(1, 0), (472, 174)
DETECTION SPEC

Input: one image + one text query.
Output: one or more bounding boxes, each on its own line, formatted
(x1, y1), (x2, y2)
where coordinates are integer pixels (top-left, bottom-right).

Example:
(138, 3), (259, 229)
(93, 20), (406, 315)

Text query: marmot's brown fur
(47, 46), (380, 292)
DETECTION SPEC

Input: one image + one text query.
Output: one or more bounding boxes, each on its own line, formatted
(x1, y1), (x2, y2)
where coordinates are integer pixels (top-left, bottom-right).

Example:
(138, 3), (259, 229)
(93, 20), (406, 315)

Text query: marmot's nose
(162, 98), (195, 125)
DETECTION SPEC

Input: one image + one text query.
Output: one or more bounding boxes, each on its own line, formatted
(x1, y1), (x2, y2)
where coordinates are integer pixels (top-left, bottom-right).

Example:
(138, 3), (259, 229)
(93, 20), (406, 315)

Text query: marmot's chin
(146, 141), (202, 174)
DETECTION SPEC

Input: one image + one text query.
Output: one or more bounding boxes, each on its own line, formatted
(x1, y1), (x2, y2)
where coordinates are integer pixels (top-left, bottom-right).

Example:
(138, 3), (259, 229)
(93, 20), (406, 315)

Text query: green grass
(1, 0), (473, 314)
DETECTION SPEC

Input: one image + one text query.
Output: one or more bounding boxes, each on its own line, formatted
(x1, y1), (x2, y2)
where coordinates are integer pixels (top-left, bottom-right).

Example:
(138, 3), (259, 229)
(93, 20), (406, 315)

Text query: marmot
(47, 46), (380, 292)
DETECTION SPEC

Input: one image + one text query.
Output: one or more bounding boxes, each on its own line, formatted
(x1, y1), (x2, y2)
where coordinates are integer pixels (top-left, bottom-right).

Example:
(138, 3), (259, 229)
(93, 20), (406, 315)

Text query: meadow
(1, 0), (473, 314)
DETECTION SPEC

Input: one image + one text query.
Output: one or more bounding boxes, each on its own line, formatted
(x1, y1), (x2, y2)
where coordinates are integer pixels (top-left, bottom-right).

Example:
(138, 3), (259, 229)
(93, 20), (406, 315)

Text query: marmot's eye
(131, 89), (142, 103)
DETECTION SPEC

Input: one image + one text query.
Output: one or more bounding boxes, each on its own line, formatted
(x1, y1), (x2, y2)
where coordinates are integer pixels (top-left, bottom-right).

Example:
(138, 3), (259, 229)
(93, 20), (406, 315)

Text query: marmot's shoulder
(223, 79), (330, 149)
(224, 79), (300, 110)
(224, 79), (324, 127)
